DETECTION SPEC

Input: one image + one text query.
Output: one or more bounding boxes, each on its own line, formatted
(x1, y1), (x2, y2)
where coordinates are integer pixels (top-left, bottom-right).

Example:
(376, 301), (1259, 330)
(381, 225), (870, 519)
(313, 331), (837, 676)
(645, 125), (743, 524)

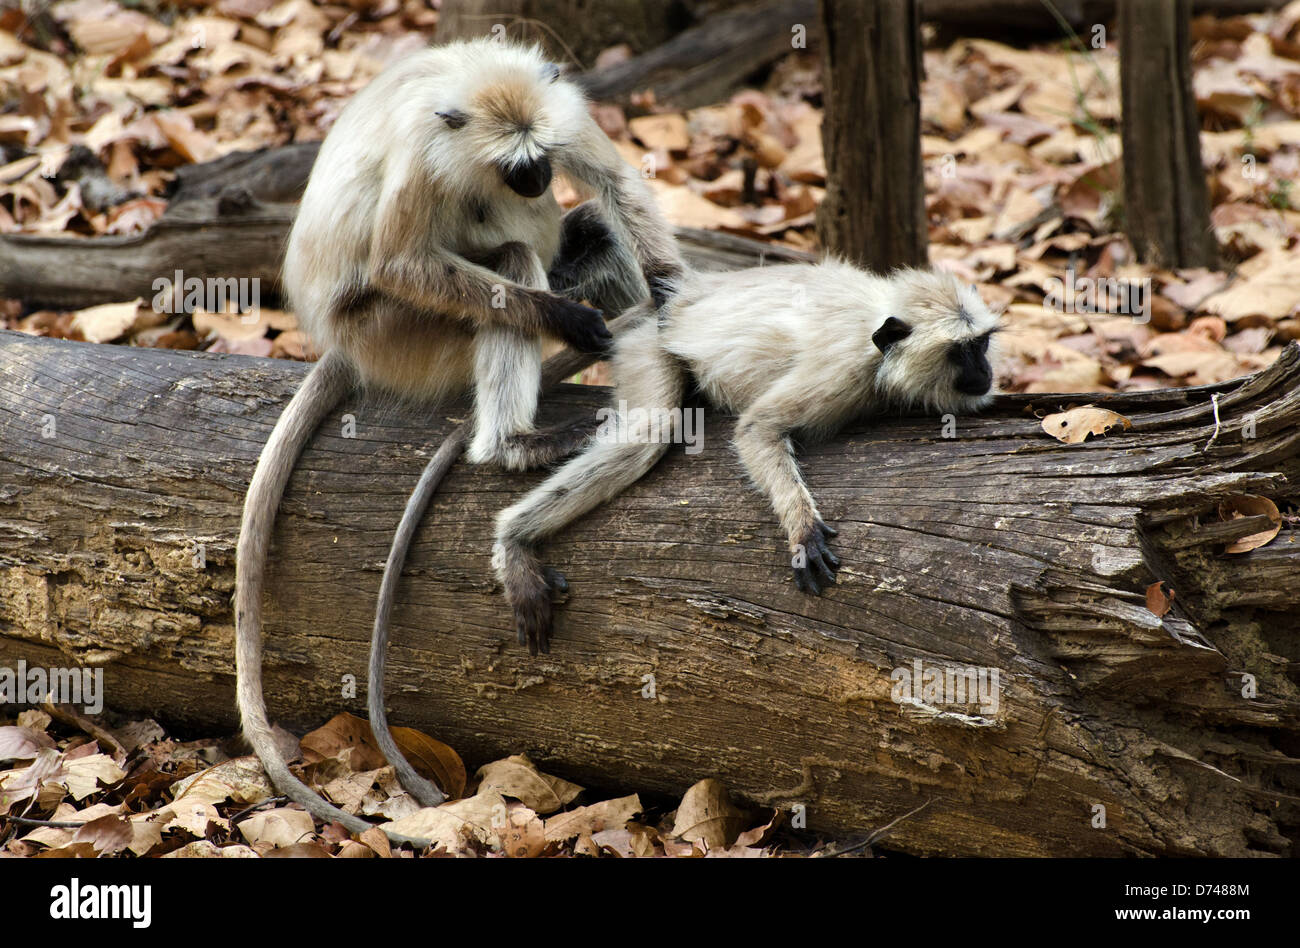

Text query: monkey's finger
(817, 520), (839, 539)
(794, 566), (822, 596)
(811, 552), (837, 586)
(821, 546), (841, 570)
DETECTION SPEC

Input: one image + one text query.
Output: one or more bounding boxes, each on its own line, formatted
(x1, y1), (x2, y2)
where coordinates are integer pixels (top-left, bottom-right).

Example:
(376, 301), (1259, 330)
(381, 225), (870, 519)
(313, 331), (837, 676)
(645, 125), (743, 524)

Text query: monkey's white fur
(494, 262), (1001, 651)
(237, 38), (682, 844)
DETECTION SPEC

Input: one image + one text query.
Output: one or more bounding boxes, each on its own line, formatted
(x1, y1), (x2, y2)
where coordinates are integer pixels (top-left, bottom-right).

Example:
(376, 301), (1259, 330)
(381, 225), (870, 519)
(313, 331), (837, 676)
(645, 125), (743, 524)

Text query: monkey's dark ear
(437, 109), (469, 130)
(872, 316), (912, 353)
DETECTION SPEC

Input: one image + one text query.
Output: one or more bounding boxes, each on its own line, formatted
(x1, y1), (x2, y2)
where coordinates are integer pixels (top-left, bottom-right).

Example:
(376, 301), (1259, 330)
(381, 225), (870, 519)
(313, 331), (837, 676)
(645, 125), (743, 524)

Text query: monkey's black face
(500, 156), (553, 198)
(949, 333), (994, 396)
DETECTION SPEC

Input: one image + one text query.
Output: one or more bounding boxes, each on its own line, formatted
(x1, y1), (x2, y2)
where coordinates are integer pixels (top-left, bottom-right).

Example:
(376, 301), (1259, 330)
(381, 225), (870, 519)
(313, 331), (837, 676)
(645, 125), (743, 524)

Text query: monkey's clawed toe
(543, 567), (569, 601)
(515, 598), (552, 656)
(791, 520), (840, 596)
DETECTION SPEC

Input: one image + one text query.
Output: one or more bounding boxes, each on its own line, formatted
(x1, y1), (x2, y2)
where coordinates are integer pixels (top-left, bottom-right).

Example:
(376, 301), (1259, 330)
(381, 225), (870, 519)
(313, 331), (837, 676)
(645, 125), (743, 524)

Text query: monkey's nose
(956, 372), (992, 396)
(501, 156), (552, 198)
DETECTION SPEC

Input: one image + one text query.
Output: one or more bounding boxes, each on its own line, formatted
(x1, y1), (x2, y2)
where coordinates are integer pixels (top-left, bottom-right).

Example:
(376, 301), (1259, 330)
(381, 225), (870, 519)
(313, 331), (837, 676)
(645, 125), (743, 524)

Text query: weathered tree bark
(577, 0), (817, 109)
(1, 331), (1297, 856)
(1119, 0), (1219, 268)
(436, 0), (750, 69)
(816, 0), (927, 271)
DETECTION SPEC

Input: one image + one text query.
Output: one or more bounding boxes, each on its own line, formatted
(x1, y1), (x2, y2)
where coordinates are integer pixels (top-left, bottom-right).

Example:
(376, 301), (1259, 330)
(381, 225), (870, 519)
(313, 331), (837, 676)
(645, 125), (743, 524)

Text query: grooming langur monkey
(236, 39), (683, 842)
(494, 262), (1002, 653)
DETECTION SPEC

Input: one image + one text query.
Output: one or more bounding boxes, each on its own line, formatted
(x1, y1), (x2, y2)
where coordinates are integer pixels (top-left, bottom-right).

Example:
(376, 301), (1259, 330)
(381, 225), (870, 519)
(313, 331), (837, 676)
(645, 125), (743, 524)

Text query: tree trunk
(1119, 0), (1219, 268)
(2, 331), (1297, 856)
(816, 0), (927, 271)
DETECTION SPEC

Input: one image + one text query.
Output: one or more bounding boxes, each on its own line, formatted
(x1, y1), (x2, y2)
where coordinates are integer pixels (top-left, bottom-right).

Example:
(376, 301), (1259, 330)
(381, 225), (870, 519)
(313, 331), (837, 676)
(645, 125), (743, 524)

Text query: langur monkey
(235, 39), (683, 844)
(494, 262), (1002, 653)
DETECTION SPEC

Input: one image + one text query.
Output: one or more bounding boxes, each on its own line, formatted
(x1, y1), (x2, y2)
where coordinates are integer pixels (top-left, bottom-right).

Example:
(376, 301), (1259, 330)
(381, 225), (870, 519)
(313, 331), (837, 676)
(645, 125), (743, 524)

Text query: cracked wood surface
(1, 332), (1297, 855)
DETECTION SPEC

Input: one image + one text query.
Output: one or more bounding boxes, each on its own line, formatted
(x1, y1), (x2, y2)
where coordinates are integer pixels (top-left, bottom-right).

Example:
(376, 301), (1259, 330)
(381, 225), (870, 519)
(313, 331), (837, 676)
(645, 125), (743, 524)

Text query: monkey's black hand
(791, 520), (839, 596)
(545, 296), (611, 355)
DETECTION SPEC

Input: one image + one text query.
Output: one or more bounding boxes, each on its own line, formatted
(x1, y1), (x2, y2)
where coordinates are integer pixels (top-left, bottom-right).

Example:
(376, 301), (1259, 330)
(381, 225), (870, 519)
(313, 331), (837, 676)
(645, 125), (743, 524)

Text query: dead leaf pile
(0, 709), (796, 858)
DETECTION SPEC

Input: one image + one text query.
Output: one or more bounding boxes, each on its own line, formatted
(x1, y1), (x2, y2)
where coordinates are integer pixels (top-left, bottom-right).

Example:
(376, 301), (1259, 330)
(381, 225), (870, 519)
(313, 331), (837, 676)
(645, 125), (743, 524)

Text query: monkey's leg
(461, 242), (592, 470)
(494, 318), (685, 654)
(548, 202), (646, 315)
(732, 384), (842, 596)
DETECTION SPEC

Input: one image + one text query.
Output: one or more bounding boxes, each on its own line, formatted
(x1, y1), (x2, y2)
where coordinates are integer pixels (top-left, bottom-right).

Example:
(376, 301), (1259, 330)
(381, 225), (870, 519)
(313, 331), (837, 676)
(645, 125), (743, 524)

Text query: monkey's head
(433, 41), (589, 200)
(870, 269), (1002, 414)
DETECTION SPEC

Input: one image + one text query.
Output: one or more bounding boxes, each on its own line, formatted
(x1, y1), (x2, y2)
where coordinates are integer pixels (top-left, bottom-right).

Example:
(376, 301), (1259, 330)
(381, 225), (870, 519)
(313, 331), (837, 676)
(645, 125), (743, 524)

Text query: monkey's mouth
(500, 156), (552, 198)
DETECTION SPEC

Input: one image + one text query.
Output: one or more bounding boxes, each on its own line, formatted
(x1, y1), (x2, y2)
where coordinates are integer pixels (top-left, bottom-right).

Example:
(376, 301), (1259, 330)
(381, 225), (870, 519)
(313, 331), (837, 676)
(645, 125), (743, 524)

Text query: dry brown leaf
(71, 813), (133, 854)
(382, 789), (506, 853)
(474, 754), (582, 815)
(1218, 495), (1282, 554)
(299, 712), (387, 772)
(1145, 580), (1175, 617)
(1040, 405), (1133, 444)
(1202, 250), (1300, 322)
(500, 802), (546, 858)
(171, 755), (274, 807)
(544, 794), (642, 843)
(263, 842), (333, 858)
(61, 753), (126, 800)
(0, 725), (56, 759)
(390, 726), (467, 800)
(628, 114), (689, 152)
(669, 778), (748, 851)
(237, 806), (315, 849)
(71, 299), (153, 343)
(162, 840), (259, 858)
(159, 799), (227, 837)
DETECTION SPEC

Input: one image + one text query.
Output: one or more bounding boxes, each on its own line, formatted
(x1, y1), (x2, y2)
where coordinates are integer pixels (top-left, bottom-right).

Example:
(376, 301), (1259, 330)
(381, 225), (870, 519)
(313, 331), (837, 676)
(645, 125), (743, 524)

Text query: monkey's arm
(732, 379), (843, 596)
(366, 162), (610, 354)
(555, 124), (685, 309)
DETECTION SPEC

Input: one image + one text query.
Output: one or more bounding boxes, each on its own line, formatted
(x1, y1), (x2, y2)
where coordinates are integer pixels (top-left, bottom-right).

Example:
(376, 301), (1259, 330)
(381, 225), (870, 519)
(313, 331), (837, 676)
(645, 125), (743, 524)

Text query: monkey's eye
(437, 109), (469, 130)
(544, 64), (561, 83)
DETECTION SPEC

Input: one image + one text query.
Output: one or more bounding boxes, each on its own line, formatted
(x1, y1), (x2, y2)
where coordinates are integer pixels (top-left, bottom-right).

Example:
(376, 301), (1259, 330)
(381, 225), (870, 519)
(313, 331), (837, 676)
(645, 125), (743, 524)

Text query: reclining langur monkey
(493, 263), (1002, 654)
(235, 39), (683, 844)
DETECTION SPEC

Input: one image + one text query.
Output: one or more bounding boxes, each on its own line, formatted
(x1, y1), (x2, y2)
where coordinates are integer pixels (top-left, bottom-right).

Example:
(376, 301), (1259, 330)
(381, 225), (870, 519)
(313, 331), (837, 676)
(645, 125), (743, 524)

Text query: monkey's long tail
(234, 347), (430, 848)
(366, 313), (640, 808)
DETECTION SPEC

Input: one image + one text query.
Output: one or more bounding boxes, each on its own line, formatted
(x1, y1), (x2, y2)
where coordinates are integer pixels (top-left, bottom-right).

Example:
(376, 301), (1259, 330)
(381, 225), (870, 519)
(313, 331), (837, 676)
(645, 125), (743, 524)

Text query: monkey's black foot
(513, 566), (568, 656)
(790, 520), (840, 596)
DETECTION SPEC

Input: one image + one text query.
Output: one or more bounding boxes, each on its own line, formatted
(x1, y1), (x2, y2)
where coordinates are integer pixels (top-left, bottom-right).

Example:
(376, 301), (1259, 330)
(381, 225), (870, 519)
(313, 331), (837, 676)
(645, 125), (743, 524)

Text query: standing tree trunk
(1118, 0), (1218, 267)
(816, 0), (927, 271)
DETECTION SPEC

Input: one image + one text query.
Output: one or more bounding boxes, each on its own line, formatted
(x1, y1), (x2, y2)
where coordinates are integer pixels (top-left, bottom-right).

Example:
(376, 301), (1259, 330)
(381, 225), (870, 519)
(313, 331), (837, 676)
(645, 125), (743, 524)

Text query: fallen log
(1, 331), (1297, 855)
(0, 199), (811, 311)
